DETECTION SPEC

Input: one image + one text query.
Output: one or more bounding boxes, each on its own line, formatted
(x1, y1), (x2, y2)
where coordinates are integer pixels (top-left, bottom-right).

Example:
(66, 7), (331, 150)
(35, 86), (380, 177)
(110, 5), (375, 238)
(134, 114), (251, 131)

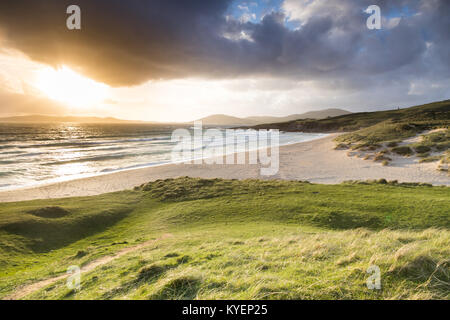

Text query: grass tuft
(391, 146), (414, 156)
(136, 264), (167, 283)
(149, 274), (202, 300)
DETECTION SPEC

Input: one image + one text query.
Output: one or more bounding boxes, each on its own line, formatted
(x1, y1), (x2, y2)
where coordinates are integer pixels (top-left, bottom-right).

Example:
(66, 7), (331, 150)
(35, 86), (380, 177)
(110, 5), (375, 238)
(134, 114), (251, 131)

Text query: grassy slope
(0, 178), (449, 300)
(251, 99), (450, 134)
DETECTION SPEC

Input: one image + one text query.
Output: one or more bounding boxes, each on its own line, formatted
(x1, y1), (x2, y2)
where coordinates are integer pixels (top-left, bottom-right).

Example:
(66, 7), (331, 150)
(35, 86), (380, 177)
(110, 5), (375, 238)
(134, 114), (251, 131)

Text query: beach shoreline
(1, 133), (448, 202)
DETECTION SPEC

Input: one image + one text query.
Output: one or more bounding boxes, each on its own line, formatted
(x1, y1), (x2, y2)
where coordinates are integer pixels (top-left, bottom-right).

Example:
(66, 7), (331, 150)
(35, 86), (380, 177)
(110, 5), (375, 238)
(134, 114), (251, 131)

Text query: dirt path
(3, 234), (172, 300)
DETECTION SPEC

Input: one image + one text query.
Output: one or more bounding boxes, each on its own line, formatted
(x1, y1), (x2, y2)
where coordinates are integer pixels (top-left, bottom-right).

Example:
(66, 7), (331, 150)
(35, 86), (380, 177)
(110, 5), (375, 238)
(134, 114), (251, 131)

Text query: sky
(0, 0), (448, 122)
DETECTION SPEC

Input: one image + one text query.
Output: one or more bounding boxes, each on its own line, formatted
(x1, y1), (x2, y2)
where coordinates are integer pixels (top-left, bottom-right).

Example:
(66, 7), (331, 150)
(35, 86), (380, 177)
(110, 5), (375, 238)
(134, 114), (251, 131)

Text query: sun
(35, 66), (109, 108)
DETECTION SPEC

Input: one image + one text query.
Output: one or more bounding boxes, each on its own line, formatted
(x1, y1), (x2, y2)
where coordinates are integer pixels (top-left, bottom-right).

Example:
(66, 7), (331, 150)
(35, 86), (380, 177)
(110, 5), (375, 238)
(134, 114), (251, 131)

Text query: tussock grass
(420, 156), (441, 163)
(391, 146), (414, 156)
(338, 126), (448, 170)
(22, 227), (449, 300)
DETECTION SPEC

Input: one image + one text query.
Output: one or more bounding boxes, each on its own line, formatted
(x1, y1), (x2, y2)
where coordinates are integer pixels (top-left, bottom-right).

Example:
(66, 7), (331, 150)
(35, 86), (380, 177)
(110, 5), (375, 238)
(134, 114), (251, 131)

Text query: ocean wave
(0, 151), (25, 155)
(100, 160), (169, 173)
(0, 160), (15, 164)
(16, 136), (171, 149)
(42, 149), (169, 166)
(14, 152), (46, 158)
(0, 172), (14, 177)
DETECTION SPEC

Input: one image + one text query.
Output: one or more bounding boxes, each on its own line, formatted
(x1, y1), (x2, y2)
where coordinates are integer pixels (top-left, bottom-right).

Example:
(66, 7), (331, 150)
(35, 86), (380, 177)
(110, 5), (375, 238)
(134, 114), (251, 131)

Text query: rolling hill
(0, 115), (153, 123)
(245, 108), (352, 124)
(196, 108), (351, 126)
(0, 115), (149, 123)
(194, 114), (256, 126)
(250, 100), (450, 133)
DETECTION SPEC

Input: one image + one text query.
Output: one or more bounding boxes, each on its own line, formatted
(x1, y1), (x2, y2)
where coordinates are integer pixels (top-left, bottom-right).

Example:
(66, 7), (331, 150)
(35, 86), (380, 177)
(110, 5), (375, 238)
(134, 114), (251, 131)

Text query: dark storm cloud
(0, 0), (448, 88)
(0, 0), (234, 86)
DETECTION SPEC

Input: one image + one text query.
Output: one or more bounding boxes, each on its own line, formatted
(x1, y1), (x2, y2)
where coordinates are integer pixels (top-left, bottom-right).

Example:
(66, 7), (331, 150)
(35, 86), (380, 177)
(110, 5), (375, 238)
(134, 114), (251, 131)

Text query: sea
(0, 123), (327, 190)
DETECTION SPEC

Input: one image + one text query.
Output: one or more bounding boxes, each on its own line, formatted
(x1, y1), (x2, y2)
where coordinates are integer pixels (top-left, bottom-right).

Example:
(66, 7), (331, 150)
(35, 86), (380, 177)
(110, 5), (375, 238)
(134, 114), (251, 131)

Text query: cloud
(0, 0), (448, 109)
(0, 0), (234, 86)
(237, 5), (250, 11)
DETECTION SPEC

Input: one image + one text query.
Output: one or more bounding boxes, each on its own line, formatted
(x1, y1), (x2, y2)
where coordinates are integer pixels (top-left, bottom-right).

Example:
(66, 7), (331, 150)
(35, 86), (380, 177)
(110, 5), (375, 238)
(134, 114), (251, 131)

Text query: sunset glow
(35, 66), (109, 108)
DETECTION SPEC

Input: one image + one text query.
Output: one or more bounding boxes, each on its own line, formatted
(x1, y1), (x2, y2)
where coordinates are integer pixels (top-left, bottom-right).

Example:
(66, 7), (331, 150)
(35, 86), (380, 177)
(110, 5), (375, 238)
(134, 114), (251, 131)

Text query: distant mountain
(195, 114), (259, 126)
(245, 109), (352, 124)
(1, 108), (352, 125)
(196, 108), (351, 126)
(0, 115), (148, 123)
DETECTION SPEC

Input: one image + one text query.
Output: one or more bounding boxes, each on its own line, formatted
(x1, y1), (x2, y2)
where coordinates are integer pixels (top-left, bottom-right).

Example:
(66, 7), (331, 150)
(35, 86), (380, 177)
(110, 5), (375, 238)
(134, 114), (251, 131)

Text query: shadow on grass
(148, 275), (202, 300)
(388, 255), (450, 298)
(0, 207), (133, 253)
(102, 255), (193, 299)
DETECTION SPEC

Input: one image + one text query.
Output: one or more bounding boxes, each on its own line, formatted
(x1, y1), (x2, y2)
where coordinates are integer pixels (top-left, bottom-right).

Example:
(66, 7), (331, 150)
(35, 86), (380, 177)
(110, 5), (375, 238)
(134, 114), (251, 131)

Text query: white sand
(0, 134), (448, 202)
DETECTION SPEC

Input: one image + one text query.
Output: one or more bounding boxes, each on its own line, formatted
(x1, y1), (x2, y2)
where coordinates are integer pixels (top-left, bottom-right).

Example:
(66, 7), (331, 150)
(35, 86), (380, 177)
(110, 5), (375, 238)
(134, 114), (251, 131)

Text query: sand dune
(0, 134), (448, 202)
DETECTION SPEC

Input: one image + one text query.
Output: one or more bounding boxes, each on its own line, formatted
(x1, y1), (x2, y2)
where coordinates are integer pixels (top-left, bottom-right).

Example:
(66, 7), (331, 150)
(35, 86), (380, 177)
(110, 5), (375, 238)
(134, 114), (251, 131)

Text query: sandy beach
(0, 133), (448, 202)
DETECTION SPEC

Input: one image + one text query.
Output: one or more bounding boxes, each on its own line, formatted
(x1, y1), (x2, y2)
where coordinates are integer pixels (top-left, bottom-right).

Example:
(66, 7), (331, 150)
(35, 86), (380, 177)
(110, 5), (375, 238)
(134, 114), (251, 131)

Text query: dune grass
(251, 99), (449, 169)
(0, 177), (449, 300)
(336, 124), (448, 169)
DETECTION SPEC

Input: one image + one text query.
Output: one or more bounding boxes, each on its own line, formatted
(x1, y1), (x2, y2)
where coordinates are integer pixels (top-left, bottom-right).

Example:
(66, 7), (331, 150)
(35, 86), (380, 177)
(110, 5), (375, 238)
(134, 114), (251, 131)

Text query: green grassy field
(0, 177), (449, 300)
